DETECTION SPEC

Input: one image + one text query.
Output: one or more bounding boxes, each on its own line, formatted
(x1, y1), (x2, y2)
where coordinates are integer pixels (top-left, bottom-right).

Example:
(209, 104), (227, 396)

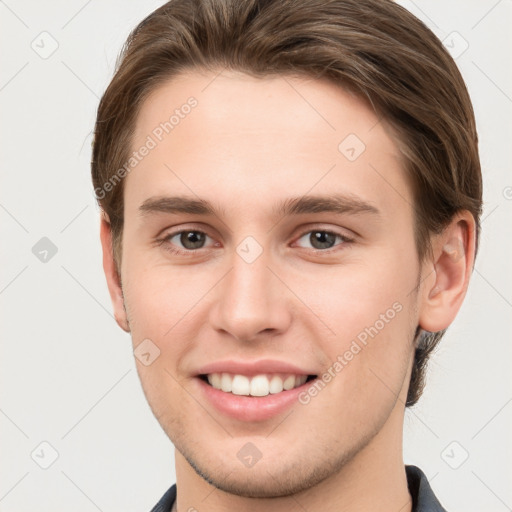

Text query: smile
(201, 372), (317, 397)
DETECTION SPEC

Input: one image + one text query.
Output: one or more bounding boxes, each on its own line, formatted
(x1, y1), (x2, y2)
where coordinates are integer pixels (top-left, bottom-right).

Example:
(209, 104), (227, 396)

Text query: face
(117, 69), (424, 497)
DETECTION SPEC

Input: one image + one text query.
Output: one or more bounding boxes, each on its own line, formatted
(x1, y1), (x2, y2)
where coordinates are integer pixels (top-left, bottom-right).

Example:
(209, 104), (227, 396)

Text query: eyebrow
(138, 194), (380, 219)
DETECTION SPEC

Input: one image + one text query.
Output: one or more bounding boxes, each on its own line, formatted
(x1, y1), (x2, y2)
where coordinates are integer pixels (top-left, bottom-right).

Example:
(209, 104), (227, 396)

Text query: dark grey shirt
(150, 464), (447, 511)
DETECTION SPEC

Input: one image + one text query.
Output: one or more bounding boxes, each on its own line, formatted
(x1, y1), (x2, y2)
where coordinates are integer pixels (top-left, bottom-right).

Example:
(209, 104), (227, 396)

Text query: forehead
(135, 69), (390, 150)
(127, 69), (411, 221)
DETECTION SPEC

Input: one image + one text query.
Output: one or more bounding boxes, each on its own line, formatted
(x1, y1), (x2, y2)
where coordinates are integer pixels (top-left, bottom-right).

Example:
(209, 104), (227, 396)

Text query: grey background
(0, 1), (511, 510)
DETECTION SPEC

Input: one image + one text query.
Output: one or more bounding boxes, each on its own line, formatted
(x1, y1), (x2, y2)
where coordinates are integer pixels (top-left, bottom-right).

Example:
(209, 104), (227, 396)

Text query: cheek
(303, 302), (414, 436)
(292, 248), (416, 340)
(307, 250), (417, 403)
(121, 258), (217, 410)
(122, 254), (209, 340)
(121, 262), (204, 426)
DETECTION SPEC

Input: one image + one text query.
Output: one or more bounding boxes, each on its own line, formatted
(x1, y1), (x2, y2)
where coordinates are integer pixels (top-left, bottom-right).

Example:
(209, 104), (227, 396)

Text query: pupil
(311, 231), (335, 249)
(181, 231), (205, 249)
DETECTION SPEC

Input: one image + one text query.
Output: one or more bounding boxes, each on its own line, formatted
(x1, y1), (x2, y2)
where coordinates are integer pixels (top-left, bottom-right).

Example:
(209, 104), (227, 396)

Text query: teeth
(220, 373), (232, 392)
(269, 375), (284, 394)
(206, 373), (309, 396)
(232, 375), (250, 395)
(283, 375), (296, 390)
(209, 372), (222, 389)
(250, 375), (270, 396)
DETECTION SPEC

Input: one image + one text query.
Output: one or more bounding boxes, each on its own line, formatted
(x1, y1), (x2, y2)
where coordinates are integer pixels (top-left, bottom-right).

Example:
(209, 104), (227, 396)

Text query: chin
(174, 430), (365, 499)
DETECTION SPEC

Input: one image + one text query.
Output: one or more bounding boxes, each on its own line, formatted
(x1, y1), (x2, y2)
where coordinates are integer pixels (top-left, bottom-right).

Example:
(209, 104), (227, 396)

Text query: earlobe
(99, 214), (130, 333)
(418, 212), (476, 333)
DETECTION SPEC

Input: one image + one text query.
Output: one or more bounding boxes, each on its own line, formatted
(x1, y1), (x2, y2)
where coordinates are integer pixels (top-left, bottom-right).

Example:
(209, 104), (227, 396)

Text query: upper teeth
(206, 373), (309, 396)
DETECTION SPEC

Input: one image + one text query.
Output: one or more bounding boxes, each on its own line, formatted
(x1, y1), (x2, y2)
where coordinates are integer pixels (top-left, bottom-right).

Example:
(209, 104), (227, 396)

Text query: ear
(99, 213), (130, 332)
(418, 211), (476, 333)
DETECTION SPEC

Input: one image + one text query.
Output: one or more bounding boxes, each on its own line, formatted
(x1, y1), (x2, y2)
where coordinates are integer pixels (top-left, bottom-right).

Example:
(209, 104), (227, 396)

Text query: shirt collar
(406, 464), (448, 512)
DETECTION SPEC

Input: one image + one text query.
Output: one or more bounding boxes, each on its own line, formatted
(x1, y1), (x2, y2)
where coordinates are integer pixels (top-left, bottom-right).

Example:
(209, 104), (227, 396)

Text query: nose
(209, 242), (292, 343)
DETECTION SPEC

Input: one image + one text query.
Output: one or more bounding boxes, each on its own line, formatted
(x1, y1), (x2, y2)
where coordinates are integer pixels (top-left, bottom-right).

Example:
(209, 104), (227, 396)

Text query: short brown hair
(91, 0), (482, 407)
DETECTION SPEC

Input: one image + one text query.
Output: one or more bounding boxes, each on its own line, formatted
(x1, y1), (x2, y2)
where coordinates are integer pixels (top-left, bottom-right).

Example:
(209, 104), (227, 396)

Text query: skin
(100, 69), (475, 512)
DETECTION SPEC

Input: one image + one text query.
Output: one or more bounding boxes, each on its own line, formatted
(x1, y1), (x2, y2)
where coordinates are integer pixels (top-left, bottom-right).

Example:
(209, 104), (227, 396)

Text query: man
(91, 0), (482, 510)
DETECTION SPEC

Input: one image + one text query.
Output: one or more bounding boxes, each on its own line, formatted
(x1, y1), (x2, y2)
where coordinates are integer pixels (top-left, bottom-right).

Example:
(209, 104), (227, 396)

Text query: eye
(294, 229), (352, 251)
(157, 227), (352, 256)
(158, 230), (216, 255)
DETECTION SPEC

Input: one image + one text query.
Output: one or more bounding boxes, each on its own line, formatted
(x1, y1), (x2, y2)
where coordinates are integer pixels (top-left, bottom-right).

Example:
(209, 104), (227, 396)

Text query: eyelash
(156, 227), (354, 256)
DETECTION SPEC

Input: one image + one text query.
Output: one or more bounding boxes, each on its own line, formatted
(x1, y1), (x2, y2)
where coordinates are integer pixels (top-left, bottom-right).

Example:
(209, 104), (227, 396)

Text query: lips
(192, 359), (319, 420)
(195, 372), (318, 422)
(195, 358), (318, 377)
